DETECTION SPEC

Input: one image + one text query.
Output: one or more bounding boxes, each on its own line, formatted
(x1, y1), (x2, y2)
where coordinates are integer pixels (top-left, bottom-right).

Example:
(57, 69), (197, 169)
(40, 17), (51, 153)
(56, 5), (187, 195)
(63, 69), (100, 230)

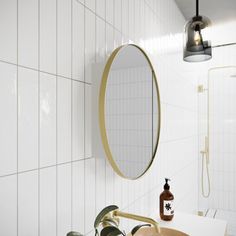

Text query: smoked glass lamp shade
(183, 16), (212, 62)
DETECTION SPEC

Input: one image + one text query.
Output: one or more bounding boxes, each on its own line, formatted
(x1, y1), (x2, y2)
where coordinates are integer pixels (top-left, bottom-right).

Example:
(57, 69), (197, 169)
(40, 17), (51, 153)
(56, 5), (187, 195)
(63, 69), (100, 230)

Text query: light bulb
(194, 30), (201, 45)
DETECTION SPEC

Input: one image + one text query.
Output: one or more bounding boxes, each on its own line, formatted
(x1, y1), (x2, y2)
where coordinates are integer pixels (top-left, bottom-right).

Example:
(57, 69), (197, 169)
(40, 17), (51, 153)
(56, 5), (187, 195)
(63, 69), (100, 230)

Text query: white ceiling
(175, 0), (236, 25)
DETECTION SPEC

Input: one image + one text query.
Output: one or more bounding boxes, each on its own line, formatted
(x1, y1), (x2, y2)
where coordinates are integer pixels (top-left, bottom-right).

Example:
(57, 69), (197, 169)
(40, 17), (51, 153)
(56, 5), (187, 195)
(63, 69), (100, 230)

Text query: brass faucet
(94, 205), (160, 235)
(114, 209), (160, 233)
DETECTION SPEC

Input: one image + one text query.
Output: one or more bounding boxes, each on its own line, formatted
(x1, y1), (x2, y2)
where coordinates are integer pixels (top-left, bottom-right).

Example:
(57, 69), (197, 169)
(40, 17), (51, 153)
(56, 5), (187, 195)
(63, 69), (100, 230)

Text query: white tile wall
(18, 0), (39, 69)
(57, 0), (72, 78)
(84, 158), (96, 234)
(57, 76), (72, 164)
(40, 73), (57, 167)
(72, 1), (85, 81)
(72, 161), (85, 234)
(0, 175), (17, 235)
(18, 171), (38, 236)
(96, 17), (106, 63)
(85, 9), (95, 83)
(57, 163), (72, 236)
(72, 81), (85, 161)
(106, 0), (114, 25)
(85, 84), (92, 158)
(197, 45), (236, 213)
(18, 67), (39, 172)
(40, 0), (57, 74)
(96, 0), (105, 19)
(0, 0), (200, 235)
(0, 0), (17, 63)
(0, 62), (17, 176)
(40, 166), (57, 236)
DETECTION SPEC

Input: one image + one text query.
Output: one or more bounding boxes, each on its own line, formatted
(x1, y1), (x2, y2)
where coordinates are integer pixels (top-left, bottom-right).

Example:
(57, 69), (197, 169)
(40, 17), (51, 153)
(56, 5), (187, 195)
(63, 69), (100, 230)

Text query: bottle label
(163, 200), (174, 216)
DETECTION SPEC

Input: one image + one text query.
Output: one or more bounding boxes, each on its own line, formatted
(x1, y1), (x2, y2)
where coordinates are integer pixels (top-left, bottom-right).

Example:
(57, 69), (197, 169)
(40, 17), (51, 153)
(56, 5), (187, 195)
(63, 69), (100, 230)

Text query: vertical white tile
(114, 30), (122, 49)
(85, 158), (95, 233)
(72, 161), (85, 234)
(0, 0), (17, 63)
(106, 0), (113, 25)
(40, 73), (56, 167)
(40, 167), (56, 236)
(96, 17), (106, 63)
(128, 0), (135, 40)
(18, 171), (38, 236)
(106, 23), (114, 57)
(105, 161), (114, 206)
(84, 0), (95, 12)
(134, 0), (140, 43)
(85, 84), (91, 158)
(96, 0), (105, 19)
(0, 62), (17, 176)
(114, 0), (122, 32)
(95, 157), (106, 215)
(121, 0), (128, 36)
(72, 81), (84, 161)
(113, 175), (122, 208)
(72, 1), (84, 81)
(18, 0), (38, 69)
(57, 0), (72, 78)
(18, 68), (38, 172)
(0, 175), (17, 236)
(57, 77), (72, 164)
(40, 0), (57, 74)
(85, 9), (95, 83)
(57, 163), (72, 236)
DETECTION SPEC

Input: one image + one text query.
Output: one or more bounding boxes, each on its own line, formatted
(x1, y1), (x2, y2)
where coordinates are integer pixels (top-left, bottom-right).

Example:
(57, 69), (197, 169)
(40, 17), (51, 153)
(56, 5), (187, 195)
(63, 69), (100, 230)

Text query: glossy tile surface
(40, 73), (57, 167)
(0, 62), (17, 176)
(18, 67), (38, 172)
(0, 0), (227, 235)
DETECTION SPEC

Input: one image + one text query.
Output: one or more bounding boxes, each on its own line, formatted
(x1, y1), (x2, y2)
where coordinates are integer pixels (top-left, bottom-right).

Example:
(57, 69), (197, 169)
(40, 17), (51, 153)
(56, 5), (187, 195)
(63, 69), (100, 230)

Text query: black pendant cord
(212, 42), (236, 48)
(196, 0), (199, 16)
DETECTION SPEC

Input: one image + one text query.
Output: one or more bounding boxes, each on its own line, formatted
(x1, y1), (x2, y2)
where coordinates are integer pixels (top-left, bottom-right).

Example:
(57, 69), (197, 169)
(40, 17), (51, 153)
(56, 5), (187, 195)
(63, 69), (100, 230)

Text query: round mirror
(99, 44), (161, 179)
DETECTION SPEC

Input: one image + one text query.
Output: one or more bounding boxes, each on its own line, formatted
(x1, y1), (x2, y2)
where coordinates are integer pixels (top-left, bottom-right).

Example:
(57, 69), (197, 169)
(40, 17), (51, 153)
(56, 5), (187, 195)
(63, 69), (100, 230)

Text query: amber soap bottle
(159, 178), (174, 221)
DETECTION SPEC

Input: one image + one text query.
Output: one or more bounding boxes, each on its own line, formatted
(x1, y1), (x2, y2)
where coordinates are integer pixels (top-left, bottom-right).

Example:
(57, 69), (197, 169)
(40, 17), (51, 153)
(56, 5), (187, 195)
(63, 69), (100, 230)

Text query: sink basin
(128, 226), (189, 236)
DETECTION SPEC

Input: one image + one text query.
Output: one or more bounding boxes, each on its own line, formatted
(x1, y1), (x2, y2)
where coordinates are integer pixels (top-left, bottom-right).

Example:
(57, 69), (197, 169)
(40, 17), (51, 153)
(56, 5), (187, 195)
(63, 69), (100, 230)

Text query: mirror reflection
(99, 45), (161, 179)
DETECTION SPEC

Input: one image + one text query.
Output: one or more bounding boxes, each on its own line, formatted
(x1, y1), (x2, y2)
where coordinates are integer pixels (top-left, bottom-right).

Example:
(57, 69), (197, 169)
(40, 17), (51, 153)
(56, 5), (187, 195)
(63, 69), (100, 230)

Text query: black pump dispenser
(164, 178), (170, 190)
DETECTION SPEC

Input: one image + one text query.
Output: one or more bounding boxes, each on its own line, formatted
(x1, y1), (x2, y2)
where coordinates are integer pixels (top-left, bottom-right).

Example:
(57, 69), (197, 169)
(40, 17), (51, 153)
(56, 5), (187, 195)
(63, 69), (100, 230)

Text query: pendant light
(183, 0), (212, 62)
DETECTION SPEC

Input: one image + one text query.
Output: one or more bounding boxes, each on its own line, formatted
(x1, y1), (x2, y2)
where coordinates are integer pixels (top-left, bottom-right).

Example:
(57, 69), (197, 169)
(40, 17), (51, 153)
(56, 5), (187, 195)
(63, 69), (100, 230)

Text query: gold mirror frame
(99, 44), (161, 180)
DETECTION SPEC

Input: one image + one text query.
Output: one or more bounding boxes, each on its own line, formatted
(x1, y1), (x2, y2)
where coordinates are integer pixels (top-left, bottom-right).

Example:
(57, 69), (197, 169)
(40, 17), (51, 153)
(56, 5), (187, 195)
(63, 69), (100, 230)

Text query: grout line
(104, 0), (107, 206)
(0, 59), (91, 85)
(95, 0), (97, 63)
(56, 0), (58, 234)
(213, 210), (217, 219)
(94, 0), (97, 219)
(113, 0), (115, 49)
(0, 157), (93, 178)
(161, 101), (199, 113)
(83, 2), (86, 233)
(120, 0), (123, 39)
(38, 0), (41, 234)
(16, 0), (19, 235)
(71, 0), (73, 230)
(133, 0), (135, 42)
(105, 0), (107, 56)
(205, 208), (209, 217)
(160, 134), (198, 144)
(56, 81), (58, 236)
(128, 0), (129, 40)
